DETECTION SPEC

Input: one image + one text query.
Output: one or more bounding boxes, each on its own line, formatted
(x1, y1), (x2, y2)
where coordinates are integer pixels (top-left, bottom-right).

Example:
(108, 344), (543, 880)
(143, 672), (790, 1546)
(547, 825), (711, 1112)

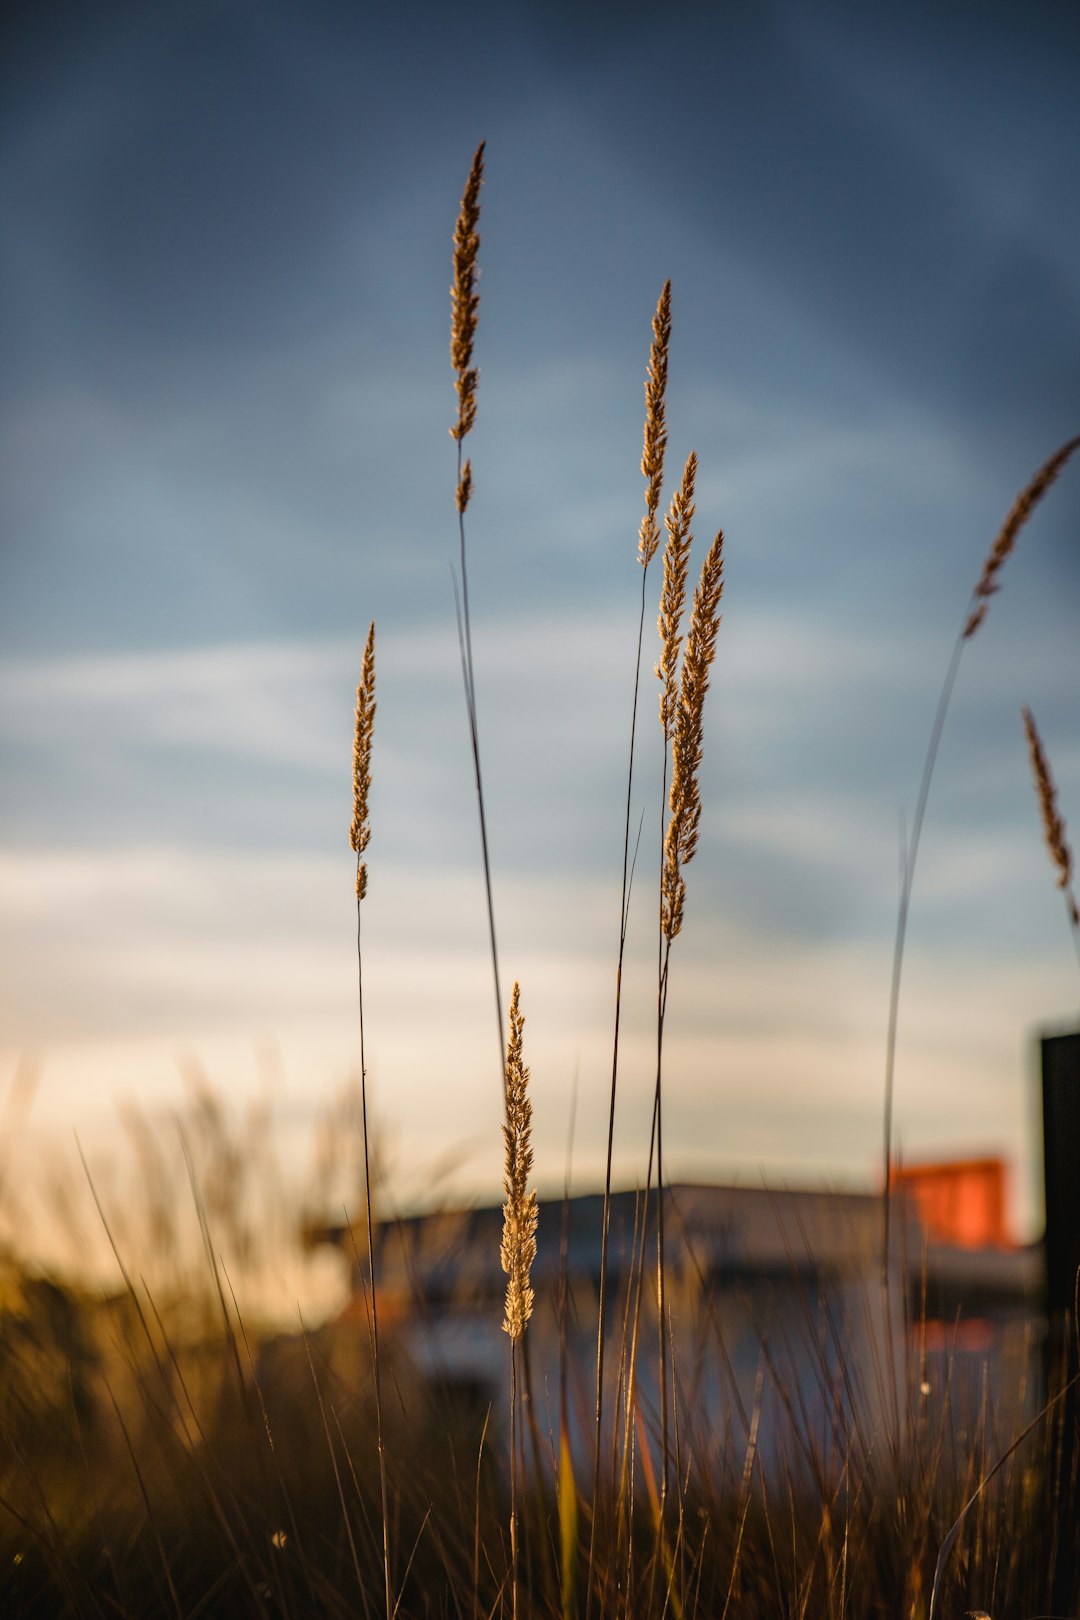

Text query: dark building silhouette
(1040, 1028), (1080, 1608)
(1042, 1030), (1080, 1322)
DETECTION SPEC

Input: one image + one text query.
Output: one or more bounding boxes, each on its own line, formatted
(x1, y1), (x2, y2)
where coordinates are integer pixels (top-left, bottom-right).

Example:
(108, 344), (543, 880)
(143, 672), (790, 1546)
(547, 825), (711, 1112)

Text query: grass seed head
(963, 435), (1080, 638)
(456, 458), (473, 514)
(500, 982), (538, 1340)
(1022, 705), (1079, 926)
(662, 530), (725, 940)
(637, 280), (672, 568)
(351, 622), (376, 900)
(657, 451), (697, 741)
(450, 142), (485, 443)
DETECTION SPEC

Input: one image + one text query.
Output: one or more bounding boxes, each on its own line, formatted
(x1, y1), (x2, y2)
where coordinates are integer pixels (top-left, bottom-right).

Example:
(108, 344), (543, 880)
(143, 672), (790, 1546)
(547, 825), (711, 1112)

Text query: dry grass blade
(350, 621), (376, 900)
(450, 141), (485, 450)
(663, 531), (725, 940)
(1021, 705), (1080, 928)
(637, 280), (673, 568)
(657, 452), (698, 742)
(501, 982), (538, 1341)
(963, 434), (1080, 637)
(926, 1370), (1080, 1620)
(350, 617), (391, 1620)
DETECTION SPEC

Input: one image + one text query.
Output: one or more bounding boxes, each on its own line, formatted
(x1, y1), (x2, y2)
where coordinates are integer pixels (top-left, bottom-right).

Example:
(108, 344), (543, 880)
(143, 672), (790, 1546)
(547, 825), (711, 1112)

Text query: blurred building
(317, 1171), (1042, 1472)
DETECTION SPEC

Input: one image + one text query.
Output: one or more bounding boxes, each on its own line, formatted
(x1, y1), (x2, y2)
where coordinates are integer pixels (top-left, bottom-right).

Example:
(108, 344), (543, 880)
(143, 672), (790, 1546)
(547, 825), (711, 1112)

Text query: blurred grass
(0, 1086), (1074, 1618)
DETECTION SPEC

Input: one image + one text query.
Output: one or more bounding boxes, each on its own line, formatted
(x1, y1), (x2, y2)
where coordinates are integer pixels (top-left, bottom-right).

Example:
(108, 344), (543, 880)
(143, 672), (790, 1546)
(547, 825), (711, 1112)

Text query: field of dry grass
(1, 144), (1078, 1620)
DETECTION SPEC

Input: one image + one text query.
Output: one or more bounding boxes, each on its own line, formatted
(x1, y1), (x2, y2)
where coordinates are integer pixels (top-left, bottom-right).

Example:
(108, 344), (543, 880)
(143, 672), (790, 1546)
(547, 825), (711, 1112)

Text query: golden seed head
(456, 458), (473, 514)
(962, 602), (987, 638)
(350, 622), (376, 900)
(1022, 705), (1078, 925)
(656, 451), (697, 741)
(964, 435), (1080, 638)
(662, 530), (725, 940)
(450, 143), (485, 443)
(500, 981), (538, 1340)
(637, 280), (672, 568)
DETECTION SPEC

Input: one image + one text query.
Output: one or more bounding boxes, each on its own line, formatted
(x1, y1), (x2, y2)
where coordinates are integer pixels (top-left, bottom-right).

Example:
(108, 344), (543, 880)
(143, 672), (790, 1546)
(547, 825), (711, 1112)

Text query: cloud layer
(2, 0), (1079, 1248)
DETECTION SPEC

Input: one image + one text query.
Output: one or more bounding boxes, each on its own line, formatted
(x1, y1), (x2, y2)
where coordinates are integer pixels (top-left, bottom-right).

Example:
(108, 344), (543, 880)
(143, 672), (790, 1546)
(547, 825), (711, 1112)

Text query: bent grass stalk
(881, 433), (1080, 1280)
(350, 621), (392, 1620)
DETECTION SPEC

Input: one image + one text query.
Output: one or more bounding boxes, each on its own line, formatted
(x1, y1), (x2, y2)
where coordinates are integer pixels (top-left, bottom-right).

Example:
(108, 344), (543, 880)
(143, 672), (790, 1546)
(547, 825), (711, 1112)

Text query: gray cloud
(2, 0), (1077, 1232)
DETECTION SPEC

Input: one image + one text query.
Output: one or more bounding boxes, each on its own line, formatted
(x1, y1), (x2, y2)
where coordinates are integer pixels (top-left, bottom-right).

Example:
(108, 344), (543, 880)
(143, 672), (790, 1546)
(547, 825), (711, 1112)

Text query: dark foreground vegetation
(0, 1203), (1078, 1619)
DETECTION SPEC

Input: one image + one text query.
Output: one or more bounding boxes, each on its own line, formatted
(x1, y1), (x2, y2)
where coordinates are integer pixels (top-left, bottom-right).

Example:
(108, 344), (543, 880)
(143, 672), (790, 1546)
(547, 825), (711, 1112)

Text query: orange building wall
(893, 1157), (1012, 1250)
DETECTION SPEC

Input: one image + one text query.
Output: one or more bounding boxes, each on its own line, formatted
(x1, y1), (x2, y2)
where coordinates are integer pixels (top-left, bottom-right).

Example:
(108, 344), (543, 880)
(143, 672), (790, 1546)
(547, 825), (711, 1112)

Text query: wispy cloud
(0, 641), (353, 767)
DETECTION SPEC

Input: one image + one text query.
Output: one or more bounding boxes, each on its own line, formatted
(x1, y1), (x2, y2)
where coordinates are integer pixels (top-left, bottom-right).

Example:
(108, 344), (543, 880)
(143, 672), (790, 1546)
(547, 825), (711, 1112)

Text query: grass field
(1, 144), (1078, 1620)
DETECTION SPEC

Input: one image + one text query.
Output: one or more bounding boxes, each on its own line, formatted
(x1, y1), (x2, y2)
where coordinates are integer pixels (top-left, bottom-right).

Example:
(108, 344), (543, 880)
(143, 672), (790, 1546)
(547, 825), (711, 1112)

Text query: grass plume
(1022, 705), (1080, 932)
(662, 530), (725, 942)
(350, 621), (376, 900)
(963, 435), (1080, 638)
(501, 982), (538, 1342)
(657, 452), (698, 744)
(637, 281), (672, 568)
(450, 141), (485, 453)
(501, 981), (537, 1620)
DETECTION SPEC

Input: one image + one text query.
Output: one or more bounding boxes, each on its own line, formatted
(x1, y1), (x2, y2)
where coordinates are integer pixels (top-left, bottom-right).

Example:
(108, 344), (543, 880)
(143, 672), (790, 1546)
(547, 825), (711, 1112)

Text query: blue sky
(2, 0), (1079, 1247)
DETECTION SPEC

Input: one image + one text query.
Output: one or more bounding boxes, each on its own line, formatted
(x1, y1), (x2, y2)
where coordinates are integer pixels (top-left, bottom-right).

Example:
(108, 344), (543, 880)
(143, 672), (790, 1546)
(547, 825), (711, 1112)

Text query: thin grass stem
(588, 280), (671, 1620)
(882, 434), (1080, 1288)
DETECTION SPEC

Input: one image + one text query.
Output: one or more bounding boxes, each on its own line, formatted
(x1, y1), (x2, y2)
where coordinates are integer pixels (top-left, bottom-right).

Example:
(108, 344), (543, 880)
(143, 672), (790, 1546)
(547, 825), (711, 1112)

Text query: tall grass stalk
(601, 455), (724, 1611)
(881, 433), (1080, 1279)
(649, 449), (696, 1526)
(450, 140), (507, 1089)
(587, 279), (670, 1619)
(652, 521), (725, 1511)
(351, 622), (392, 1620)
